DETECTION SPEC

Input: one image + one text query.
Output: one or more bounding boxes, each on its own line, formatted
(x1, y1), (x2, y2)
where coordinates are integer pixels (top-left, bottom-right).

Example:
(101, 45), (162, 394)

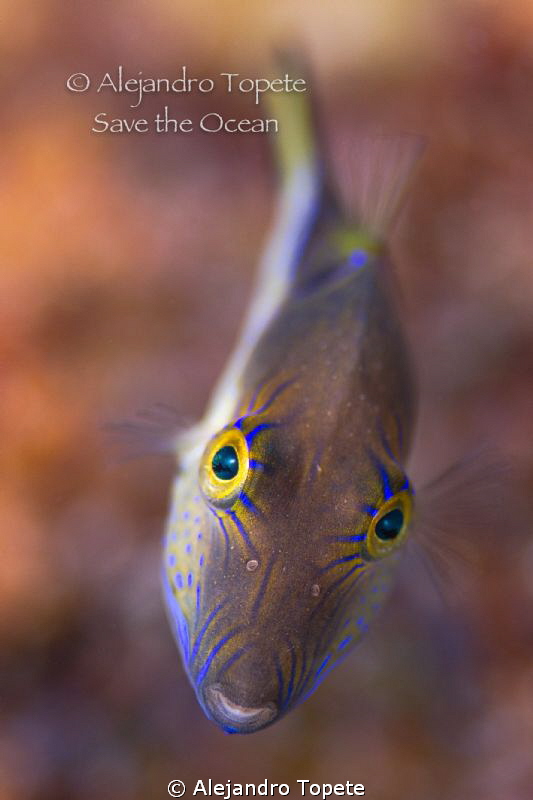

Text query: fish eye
(212, 445), (239, 480)
(365, 491), (413, 559)
(199, 427), (249, 509)
(375, 508), (404, 540)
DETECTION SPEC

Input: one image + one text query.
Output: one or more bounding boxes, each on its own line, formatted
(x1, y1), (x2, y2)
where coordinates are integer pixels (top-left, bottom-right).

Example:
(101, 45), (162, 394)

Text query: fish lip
(204, 684), (278, 733)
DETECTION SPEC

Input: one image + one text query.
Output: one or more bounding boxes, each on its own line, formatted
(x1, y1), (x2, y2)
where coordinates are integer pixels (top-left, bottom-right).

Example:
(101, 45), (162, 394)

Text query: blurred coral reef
(1, 2), (532, 799)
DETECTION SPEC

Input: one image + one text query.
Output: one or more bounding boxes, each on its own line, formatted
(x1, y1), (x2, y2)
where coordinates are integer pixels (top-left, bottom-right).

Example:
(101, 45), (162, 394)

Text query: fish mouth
(204, 684), (278, 733)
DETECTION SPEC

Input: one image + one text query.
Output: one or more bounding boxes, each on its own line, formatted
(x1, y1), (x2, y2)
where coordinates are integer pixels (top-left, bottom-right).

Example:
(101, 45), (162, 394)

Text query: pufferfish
(162, 75), (425, 734)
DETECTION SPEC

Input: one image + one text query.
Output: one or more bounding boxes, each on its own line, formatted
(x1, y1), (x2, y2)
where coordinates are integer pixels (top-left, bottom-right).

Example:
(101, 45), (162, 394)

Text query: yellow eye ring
(365, 490), (413, 559)
(199, 427), (249, 509)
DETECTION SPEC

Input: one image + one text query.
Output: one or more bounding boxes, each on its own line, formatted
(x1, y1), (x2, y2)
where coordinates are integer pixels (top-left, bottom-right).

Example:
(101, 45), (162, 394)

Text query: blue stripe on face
(300, 646), (353, 704)
(196, 627), (242, 686)
(315, 654), (331, 678)
(284, 645), (297, 709)
(196, 584), (201, 614)
(208, 507), (227, 542)
(368, 452), (394, 500)
(245, 382), (263, 414)
(292, 646), (309, 703)
(245, 422), (276, 446)
(239, 491), (260, 514)
(190, 602), (225, 665)
(208, 508), (230, 566)
(248, 459), (266, 470)
(329, 533), (366, 543)
(360, 504), (379, 516)
(215, 646), (248, 680)
(311, 562), (367, 623)
(320, 555), (365, 572)
(227, 509), (254, 551)
(253, 379), (295, 415)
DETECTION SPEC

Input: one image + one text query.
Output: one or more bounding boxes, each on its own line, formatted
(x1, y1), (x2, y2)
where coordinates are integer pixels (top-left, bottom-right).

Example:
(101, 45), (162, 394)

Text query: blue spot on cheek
(348, 249), (369, 269)
(168, 554), (176, 567)
(199, 555), (204, 567)
(175, 573), (183, 589)
(187, 572), (193, 587)
(185, 544), (192, 554)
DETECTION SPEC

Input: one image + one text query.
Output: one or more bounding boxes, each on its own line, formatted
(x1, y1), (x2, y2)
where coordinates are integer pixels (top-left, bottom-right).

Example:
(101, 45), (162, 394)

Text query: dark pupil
(375, 508), (404, 541)
(212, 446), (239, 480)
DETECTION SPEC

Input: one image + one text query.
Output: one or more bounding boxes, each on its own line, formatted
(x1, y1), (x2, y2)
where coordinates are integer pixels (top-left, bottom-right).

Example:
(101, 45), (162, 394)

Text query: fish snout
(203, 683), (278, 733)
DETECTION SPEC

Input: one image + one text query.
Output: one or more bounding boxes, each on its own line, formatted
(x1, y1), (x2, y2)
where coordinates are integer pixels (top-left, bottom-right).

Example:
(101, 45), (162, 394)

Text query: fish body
(163, 79), (421, 733)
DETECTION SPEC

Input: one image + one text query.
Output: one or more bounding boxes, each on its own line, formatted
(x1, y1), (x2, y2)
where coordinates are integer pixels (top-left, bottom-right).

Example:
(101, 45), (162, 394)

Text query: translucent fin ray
(335, 132), (425, 237)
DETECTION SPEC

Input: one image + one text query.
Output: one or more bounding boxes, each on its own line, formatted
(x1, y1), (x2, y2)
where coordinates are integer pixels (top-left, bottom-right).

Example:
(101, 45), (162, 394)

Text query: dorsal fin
(335, 133), (425, 238)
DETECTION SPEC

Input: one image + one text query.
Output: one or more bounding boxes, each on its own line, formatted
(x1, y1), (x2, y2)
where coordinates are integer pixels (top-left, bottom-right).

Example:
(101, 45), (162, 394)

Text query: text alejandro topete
(192, 780), (365, 799)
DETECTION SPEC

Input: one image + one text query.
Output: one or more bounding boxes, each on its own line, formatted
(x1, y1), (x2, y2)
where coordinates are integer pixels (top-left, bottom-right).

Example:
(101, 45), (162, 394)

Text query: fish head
(164, 382), (415, 733)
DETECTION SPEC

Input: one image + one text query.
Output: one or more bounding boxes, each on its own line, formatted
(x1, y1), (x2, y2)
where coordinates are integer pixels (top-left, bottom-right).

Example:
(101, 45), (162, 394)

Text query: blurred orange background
(1, 2), (533, 799)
